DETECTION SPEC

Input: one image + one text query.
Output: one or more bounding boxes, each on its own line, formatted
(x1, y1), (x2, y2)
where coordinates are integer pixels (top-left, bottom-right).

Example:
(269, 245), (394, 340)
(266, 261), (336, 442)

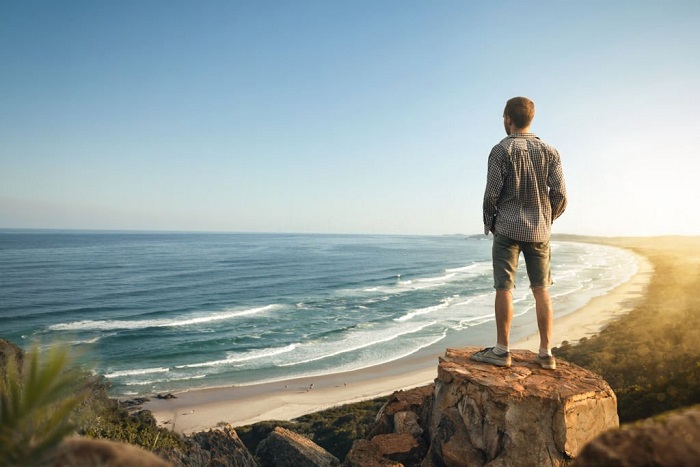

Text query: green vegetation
(0, 339), (187, 464)
(76, 390), (186, 453)
(554, 236), (700, 422)
(0, 337), (386, 463)
(0, 344), (87, 466)
(236, 396), (388, 460)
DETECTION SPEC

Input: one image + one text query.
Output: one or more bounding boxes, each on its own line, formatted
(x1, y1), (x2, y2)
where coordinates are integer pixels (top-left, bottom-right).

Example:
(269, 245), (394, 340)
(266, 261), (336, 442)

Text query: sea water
(0, 231), (637, 396)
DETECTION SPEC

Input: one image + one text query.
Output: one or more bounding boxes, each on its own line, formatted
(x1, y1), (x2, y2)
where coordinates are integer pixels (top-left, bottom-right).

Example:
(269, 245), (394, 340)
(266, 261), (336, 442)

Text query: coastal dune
(145, 238), (654, 434)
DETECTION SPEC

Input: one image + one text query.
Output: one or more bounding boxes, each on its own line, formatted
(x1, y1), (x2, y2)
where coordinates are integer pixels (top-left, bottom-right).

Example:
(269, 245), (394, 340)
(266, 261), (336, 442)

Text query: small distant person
(471, 97), (567, 370)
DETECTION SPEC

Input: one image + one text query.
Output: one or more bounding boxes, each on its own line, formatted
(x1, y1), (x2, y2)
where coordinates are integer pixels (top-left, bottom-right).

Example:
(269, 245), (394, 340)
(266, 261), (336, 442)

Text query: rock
(189, 424), (259, 467)
(343, 439), (403, 467)
(255, 426), (340, 467)
(349, 384), (433, 466)
(157, 440), (212, 467)
(119, 397), (151, 411)
(369, 385), (434, 438)
(157, 393), (178, 400)
(425, 347), (619, 467)
(394, 411), (423, 437)
(47, 437), (172, 466)
(0, 338), (24, 371)
(573, 405), (700, 467)
(370, 433), (427, 467)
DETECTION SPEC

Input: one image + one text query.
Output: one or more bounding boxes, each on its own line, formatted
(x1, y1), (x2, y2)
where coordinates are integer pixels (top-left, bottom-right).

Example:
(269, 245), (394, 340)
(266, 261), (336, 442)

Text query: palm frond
(0, 344), (88, 466)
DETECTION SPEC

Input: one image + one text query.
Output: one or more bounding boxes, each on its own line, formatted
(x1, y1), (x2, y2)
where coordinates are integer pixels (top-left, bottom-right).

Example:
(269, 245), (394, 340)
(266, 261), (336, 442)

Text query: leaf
(0, 343), (88, 466)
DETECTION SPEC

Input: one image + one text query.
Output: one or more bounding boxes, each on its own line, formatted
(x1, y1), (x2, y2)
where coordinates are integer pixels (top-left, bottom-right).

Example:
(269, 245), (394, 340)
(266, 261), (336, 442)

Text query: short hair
(504, 97), (535, 129)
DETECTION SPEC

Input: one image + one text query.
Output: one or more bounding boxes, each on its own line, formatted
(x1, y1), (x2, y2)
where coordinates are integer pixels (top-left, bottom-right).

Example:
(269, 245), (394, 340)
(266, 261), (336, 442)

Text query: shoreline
(143, 245), (653, 434)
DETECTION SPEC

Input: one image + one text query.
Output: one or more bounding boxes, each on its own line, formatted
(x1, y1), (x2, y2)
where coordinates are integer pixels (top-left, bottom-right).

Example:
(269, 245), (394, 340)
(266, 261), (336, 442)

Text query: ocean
(0, 231), (637, 396)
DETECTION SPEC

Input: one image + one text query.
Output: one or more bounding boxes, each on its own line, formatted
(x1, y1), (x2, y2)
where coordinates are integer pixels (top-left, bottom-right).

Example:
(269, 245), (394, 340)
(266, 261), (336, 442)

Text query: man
(472, 96), (567, 370)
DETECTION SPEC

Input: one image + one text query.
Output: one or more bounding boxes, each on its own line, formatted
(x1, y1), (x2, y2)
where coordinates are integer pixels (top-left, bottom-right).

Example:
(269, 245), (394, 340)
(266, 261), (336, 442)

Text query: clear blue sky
(1, 1), (699, 235)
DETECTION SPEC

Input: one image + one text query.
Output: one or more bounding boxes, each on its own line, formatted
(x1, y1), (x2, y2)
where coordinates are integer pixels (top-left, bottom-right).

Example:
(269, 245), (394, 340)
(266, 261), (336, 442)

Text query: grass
(553, 236), (700, 422)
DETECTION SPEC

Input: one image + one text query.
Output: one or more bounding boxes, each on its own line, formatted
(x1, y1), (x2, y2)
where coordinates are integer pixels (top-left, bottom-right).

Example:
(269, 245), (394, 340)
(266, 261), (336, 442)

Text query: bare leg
(495, 289), (513, 347)
(532, 287), (553, 351)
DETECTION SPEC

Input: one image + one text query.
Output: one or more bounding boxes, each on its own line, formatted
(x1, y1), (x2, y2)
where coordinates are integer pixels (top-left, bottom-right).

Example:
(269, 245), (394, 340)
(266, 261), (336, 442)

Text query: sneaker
(535, 354), (556, 370)
(471, 347), (511, 367)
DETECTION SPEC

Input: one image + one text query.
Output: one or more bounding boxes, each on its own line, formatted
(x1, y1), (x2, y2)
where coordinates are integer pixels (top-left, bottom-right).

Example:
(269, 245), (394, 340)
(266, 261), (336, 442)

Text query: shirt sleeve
(548, 149), (567, 221)
(483, 146), (506, 234)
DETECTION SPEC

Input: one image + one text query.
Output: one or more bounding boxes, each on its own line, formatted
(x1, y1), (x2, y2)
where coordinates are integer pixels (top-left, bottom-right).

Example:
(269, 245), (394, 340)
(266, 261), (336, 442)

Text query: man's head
(503, 97), (535, 134)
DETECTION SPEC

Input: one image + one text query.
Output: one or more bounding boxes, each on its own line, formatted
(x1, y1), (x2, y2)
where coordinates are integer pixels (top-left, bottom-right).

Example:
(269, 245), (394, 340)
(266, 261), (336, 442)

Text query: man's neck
(508, 126), (531, 135)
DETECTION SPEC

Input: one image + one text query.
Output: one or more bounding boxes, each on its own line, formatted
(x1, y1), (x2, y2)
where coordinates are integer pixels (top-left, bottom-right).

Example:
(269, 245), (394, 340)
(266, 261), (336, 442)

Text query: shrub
(0, 344), (87, 466)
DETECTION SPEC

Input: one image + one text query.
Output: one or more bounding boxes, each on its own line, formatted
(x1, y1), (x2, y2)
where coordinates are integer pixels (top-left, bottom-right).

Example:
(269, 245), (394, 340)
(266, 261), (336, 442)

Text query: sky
(1, 1), (699, 236)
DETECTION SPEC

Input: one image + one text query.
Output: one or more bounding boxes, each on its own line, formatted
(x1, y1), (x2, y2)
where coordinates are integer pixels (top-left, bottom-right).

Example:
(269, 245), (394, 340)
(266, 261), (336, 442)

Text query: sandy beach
(144, 242), (653, 434)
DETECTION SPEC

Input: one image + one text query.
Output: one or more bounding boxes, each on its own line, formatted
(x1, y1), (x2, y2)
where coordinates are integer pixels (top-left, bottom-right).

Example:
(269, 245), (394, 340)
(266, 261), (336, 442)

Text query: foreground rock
(345, 385), (434, 466)
(48, 437), (172, 467)
(423, 347), (619, 467)
(574, 405), (700, 466)
(343, 439), (403, 467)
(188, 425), (259, 467)
(369, 384), (434, 439)
(369, 433), (427, 466)
(256, 426), (340, 467)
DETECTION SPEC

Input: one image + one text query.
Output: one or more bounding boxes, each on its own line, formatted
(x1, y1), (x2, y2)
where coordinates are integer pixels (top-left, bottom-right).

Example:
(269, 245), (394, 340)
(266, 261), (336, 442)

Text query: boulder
(369, 384), (434, 438)
(394, 411), (423, 437)
(574, 405), (700, 466)
(424, 347), (619, 467)
(343, 439), (403, 467)
(189, 424), (259, 467)
(47, 437), (172, 467)
(370, 433), (427, 467)
(255, 426), (340, 467)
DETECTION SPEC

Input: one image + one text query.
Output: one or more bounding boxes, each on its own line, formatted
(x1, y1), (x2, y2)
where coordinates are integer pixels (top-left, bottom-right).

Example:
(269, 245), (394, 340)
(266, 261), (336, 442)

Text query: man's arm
(483, 148), (505, 234)
(548, 150), (567, 221)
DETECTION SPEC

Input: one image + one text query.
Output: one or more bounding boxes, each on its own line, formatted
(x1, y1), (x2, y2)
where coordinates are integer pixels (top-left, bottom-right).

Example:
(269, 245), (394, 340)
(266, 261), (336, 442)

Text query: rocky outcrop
(343, 439), (403, 467)
(0, 338), (24, 371)
(47, 437), (172, 467)
(424, 347), (619, 467)
(369, 433), (427, 466)
(574, 405), (700, 466)
(346, 385), (434, 466)
(368, 385), (434, 439)
(346, 347), (621, 466)
(256, 426), (340, 467)
(188, 425), (259, 467)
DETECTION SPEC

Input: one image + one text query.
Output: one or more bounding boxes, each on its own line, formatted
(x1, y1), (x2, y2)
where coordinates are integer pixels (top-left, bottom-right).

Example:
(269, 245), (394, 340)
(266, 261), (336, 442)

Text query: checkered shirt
(482, 133), (567, 242)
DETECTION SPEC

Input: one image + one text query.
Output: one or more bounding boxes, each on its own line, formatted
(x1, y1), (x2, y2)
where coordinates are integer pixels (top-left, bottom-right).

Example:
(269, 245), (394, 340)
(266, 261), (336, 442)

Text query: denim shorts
(492, 233), (552, 290)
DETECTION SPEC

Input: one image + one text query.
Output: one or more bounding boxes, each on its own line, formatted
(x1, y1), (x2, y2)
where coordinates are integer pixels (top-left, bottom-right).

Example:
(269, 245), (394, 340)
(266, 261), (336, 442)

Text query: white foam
(105, 367), (170, 379)
(418, 273), (456, 283)
(394, 297), (454, 322)
(175, 343), (298, 369)
(48, 304), (279, 331)
(277, 321), (436, 367)
(342, 263), (489, 297)
(445, 264), (477, 273)
(72, 336), (102, 345)
(228, 330), (448, 388)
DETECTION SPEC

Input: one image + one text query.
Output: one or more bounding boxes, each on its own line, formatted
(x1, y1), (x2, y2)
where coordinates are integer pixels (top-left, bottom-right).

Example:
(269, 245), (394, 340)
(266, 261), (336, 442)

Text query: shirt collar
(508, 133), (537, 138)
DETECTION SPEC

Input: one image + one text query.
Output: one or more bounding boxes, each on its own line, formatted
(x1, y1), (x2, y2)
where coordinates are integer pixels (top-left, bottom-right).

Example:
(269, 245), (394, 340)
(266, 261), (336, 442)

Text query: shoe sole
(471, 355), (511, 367)
(535, 357), (556, 370)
